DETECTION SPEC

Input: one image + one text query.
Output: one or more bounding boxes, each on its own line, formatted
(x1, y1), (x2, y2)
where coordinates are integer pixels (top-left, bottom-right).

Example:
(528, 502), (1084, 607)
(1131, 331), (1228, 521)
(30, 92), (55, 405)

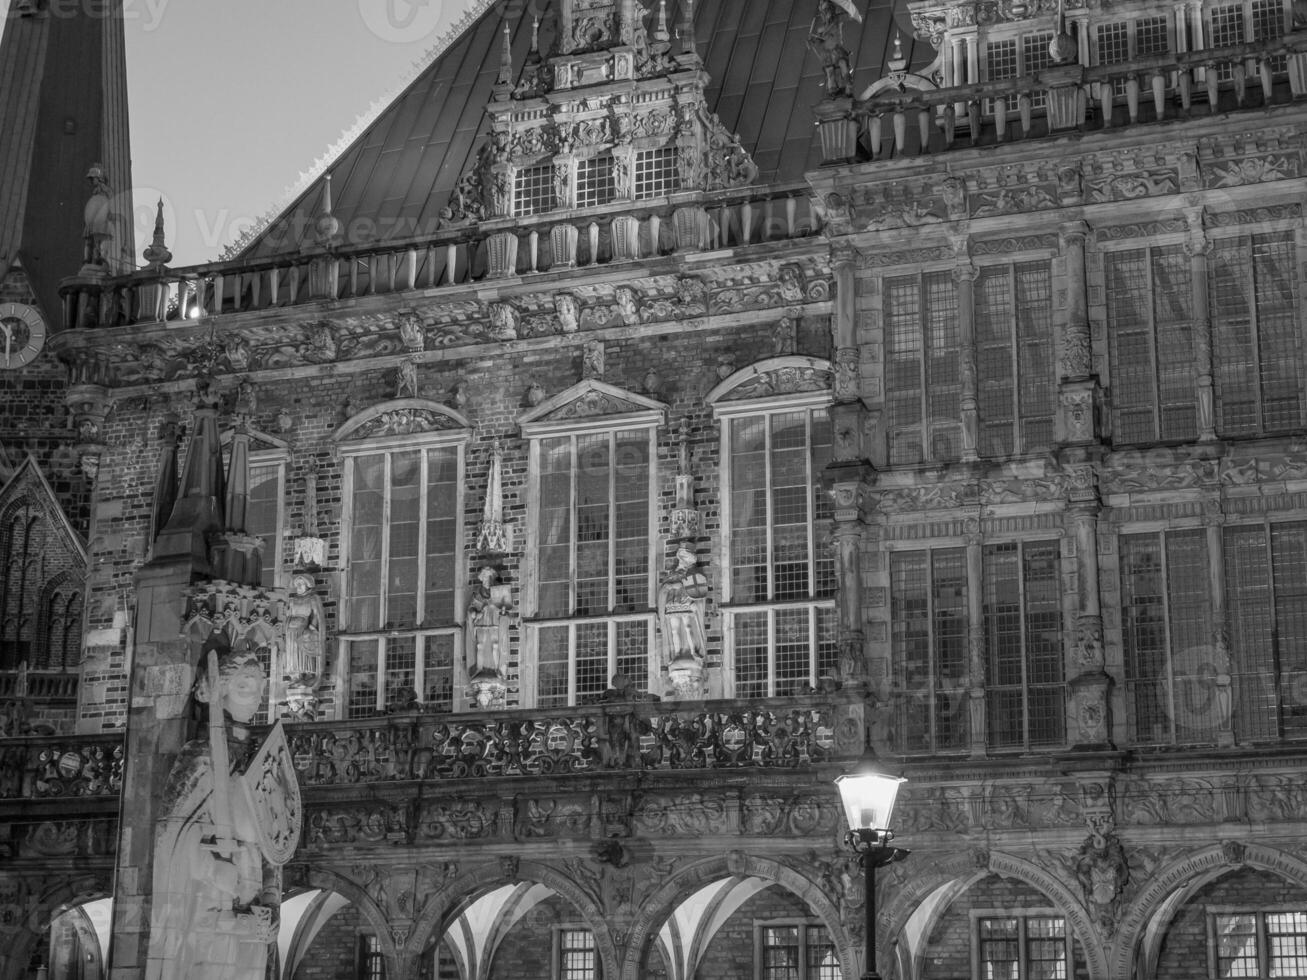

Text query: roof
(0, 0), (133, 322)
(241, 0), (928, 259)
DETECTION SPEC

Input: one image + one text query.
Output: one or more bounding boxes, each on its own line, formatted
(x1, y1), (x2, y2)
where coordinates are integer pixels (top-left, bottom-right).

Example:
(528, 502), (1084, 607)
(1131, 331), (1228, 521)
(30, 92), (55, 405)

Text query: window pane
(1214, 913), (1259, 978)
(348, 639), (380, 717)
(893, 549), (967, 753)
(247, 462), (281, 588)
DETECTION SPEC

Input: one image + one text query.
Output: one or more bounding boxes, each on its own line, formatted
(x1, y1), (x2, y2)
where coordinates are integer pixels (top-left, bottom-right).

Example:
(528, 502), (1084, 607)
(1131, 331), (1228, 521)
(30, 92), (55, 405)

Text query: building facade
(4, 0), (1307, 977)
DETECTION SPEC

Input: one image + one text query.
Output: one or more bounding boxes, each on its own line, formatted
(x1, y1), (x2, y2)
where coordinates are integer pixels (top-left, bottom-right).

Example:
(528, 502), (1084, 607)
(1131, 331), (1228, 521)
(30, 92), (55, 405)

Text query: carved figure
(397, 312), (425, 352)
(582, 339), (605, 380)
(149, 651), (298, 980)
(808, 0), (856, 97)
(657, 548), (709, 667)
(778, 264), (806, 303)
(555, 293), (581, 333)
(396, 358), (419, 399)
(467, 567), (514, 679)
(283, 574), (325, 688)
(614, 286), (641, 325)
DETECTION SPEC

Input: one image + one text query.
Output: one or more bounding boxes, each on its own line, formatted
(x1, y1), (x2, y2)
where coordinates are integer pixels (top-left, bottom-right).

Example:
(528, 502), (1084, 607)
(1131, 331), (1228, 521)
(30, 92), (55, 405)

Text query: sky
(118, 0), (484, 266)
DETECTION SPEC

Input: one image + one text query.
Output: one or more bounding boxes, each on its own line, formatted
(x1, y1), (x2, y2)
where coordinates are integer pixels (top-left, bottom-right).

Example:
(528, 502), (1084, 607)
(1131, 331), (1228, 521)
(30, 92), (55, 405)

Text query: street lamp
(835, 747), (910, 980)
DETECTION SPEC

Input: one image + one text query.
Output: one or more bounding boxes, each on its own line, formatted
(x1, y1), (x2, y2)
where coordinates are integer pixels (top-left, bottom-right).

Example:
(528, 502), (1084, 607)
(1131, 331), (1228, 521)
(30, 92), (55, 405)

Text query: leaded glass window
(885, 270), (961, 464)
(983, 540), (1064, 749)
(635, 147), (680, 200)
(975, 261), (1055, 458)
(1211, 232), (1302, 437)
(529, 427), (656, 707)
(514, 163), (557, 217)
(976, 915), (1070, 980)
(1105, 245), (1196, 443)
(576, 154), (616, 209)
(723, 403), (836, 699)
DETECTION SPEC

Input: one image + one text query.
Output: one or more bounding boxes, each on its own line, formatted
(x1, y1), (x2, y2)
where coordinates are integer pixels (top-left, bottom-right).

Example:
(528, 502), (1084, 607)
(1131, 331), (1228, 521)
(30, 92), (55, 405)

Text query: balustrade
(843, 36), (1307, 162)
(59, 186), (820, 332)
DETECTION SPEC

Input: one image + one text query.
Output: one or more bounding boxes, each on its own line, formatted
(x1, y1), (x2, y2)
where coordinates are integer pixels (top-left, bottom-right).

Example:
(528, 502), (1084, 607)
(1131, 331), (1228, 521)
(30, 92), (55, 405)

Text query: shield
(239, 719), (302, 866)
(831, 0), (864, 22)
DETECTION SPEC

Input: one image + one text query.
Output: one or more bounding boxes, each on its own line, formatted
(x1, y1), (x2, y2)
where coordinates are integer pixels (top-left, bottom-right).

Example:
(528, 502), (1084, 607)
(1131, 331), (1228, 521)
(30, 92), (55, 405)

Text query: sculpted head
(196, 650), (267, 725)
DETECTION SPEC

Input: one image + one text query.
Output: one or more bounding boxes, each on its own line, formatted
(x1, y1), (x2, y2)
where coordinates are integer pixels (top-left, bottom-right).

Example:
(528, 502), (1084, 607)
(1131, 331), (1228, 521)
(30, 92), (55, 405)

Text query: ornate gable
(332, 399), (471, 443)
(706, 356), (834, 407)
(518, 379), (666, 436)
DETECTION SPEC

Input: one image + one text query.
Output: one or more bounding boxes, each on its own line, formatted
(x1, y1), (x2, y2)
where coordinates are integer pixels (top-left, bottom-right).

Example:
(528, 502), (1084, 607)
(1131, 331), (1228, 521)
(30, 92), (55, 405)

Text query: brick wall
(293, 901), (369, 980)
(922, 874), (1091, 980)
(1155, 866), (1307, 979)
(75, 308), (825, 725)
(695, 884), (823, 978)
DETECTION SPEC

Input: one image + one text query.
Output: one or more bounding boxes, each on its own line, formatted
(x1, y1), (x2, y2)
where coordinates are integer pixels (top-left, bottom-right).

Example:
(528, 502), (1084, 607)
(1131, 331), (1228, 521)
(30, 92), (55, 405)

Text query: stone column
(953, 241), (979, 462)
(965, 521), (987, 758)
(1060, 221), (1092, 383)
(1207, 513), (1236, 746)
(1066, 464), (1112, 749)
(828, 245), (874, 690)
(1185, 208), (1218, 441)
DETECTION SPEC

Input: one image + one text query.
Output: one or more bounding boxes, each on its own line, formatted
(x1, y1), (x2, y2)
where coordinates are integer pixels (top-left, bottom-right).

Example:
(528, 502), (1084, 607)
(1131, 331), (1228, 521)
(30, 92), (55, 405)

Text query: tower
(0, 0), (135, 324)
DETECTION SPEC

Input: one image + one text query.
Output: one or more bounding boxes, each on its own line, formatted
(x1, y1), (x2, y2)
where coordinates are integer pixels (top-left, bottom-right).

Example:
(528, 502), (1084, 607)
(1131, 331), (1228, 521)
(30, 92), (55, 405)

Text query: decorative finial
(142, 198), (173, 271)
(498, 21), (514, 85)
(477, 440), (513, 555)
(530, 15), (540, 55)
(314, 173), (341, 247)
(654, 0), (670, 44)
(888, 32), (907, 73)
(680, 0), (697, 56)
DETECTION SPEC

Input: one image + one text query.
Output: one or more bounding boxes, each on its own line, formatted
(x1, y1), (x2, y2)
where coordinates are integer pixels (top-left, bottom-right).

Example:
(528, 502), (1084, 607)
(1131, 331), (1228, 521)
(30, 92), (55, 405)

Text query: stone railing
(817, 36), (1307, 163)
(0, 670), (78, 702)
(59, 184), (821, 332)
(284, 694), (866, 787)
(0, 733), (124, 800)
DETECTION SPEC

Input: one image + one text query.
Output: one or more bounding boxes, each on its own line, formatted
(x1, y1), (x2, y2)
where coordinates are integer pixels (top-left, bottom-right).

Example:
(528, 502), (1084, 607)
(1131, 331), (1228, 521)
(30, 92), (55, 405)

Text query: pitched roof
(240, 0), (927, 259)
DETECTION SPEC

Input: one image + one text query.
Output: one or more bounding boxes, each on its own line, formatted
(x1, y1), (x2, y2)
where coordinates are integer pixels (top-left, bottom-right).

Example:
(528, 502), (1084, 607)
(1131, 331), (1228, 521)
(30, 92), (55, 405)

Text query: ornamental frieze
(971, 183), (1059, 217)
(971, 233), (1061, 254)
(1207, 202), (1304, 227)
(1204, 151), (1304, 188)
(1094, 218), (1189, 241)
(1085, 169), (1179, 203)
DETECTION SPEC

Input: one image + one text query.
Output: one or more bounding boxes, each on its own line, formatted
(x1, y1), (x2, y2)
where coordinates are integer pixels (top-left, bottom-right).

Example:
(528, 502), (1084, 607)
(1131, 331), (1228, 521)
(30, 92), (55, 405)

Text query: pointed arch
(617, 852), (854, 980)
(1112, 842), (1307, 979)
(406, 859), (619, 980)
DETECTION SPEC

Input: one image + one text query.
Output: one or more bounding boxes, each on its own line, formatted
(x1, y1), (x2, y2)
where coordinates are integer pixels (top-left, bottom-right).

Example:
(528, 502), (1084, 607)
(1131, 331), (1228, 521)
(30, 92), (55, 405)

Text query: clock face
(0, 303), (47, 370)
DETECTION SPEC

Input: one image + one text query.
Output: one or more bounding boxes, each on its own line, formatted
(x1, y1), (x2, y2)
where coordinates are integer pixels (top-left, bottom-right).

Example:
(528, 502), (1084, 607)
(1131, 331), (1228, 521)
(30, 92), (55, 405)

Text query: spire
(679, 0), (697, 57)
(477, 440), (513, 555)
(153, 384), (226, 569)
(495, 21), (515, 96)
(142, 199), (173, 271)
(654, 0), (671, 47)
(0, 0), (134, 320)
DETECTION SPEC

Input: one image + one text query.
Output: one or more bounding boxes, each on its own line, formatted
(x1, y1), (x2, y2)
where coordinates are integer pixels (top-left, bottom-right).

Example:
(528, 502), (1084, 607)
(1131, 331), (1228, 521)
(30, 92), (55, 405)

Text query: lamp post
(835, 747), (910, 980)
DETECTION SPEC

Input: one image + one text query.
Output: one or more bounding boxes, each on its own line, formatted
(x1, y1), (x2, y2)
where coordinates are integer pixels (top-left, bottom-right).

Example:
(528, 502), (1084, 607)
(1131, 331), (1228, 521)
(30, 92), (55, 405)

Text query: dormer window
(576, 154), (617, 209)
(634, 147), (680, 200)
(514, 163), (557, 217)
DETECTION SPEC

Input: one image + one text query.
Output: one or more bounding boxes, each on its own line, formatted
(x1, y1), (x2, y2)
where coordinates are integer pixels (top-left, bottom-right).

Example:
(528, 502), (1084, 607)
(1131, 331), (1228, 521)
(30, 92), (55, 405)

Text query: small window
(514, 163), (557, 217)
(975, 914), (1069, 979)
(576, 155), (616, 209)
(1095, 17), (1170, 96)
(635, 147), (681, 200)
(247, 454), (285, 589)
(1210, 909), (1307, 978)
(983, 32), (1053, 112)
(556, 927), (599, 980)
(358, 934), (385, 980)
(755, 921), (839, 980)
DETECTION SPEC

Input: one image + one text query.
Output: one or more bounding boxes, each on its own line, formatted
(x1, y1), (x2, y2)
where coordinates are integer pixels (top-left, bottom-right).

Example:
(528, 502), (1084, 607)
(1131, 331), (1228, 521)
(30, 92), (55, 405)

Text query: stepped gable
(239, 0), (926, 259)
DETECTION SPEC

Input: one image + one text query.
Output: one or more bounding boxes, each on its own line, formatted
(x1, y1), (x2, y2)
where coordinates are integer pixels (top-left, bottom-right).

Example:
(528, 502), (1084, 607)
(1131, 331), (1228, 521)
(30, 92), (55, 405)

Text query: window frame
(980, 26), (1056, 113)
(971, 910), (1071, 980)
(752, 919), (840, 980)
(357, 932), (386, 980)
(1209, 229), (1304, 438)
(1101, 239), (1197, 445)
(247, 448), (287, 590)
(1207, 906), (1307, 979)
(974, 258), (1056, 459)
(883, 267), (962, 465)
(553, 925), (600, 980)
(337, 429), (468, 717)
(522, 408), (662, 708)
(715, 390), (837, 699)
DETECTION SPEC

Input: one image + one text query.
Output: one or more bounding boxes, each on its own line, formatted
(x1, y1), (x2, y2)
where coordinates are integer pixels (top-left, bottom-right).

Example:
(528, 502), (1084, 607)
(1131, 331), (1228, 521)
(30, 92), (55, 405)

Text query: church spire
(0, 0), (134, 322)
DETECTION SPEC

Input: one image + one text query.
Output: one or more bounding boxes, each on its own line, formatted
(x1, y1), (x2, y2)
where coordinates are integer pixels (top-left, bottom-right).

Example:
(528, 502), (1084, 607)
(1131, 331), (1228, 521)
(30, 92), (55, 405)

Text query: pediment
(0, 455), (88, 564)
(332, 399), (471, 442)
(518, 380), (667, 435)
(706, 356), (833, 406)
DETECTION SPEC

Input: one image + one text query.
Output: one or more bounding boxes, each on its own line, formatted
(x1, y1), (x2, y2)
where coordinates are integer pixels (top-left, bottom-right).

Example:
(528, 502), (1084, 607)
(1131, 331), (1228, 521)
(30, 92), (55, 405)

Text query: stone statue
(808, 0), (856, 98)
(467, 567), (514, 679)
(657, 548), (709, 667)
(148, 650), (300, 980)
(282, 573), (325, 688)
(396, 358), (419, 399)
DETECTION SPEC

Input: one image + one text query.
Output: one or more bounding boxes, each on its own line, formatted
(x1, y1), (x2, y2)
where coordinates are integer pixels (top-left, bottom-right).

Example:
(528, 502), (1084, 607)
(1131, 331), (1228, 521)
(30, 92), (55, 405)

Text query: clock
(0, 303), (47, 370)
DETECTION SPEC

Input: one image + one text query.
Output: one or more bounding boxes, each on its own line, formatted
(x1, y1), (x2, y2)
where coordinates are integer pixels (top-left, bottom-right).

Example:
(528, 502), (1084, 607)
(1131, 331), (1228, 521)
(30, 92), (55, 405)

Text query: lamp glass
(835, 768), (906, 835)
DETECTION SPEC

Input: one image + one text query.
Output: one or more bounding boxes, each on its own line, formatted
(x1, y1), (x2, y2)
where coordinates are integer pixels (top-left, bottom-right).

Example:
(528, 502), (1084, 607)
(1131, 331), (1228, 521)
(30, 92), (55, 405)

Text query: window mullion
(1009, 269), (1023, 454)
(1250, 243), (1266, 431)
(1264, 518), (1281, 739)
(768, 607), (777, 697)
(608, 431), (617, 612)
(569, 437), (579, 615)
(1148, 247), (1164, 440)
(920, 277), (930, 461)
(1017, 543), (1030, 748)
(805, 410), (816, 602)
(1159, 533), (1178, 743)
(417, 451), (429, 627)
(765, 417), (776, 600)
(381, 456), (393, 627)
(569, 623), (579, 704)
(927, 550), (938, 751)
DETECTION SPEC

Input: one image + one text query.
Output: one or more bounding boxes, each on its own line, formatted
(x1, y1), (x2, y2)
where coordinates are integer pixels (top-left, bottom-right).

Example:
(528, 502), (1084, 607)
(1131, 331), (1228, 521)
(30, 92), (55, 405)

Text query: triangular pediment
(0, 455), (89, 565)
(518, 380), (666, 434)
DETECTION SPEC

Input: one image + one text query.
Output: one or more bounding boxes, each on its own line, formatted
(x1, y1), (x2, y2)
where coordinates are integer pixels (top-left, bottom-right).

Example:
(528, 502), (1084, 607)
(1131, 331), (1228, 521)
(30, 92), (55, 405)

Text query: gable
(0, 456), (89, 566)
(518, 379), (667, 437)
(237, 1), (930, 259)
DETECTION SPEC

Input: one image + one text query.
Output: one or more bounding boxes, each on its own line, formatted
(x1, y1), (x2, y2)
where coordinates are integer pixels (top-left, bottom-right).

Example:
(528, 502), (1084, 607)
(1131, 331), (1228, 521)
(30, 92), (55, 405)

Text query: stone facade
(5, 0), (1307, 978)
